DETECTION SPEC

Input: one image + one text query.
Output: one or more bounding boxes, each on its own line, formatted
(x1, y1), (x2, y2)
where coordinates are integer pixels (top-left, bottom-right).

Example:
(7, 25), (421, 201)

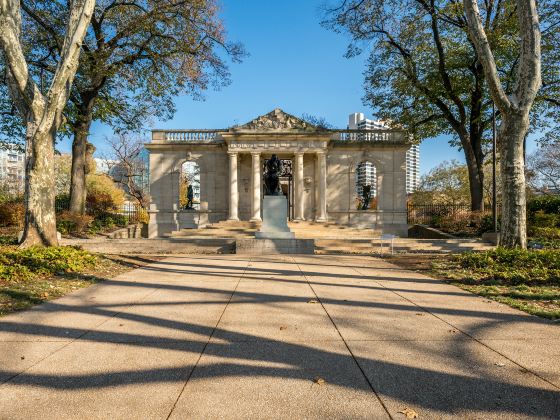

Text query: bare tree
(527, 140), (560, 193)
(463, 0), (542, 248)
(0, 0), (94, 246)
(104, 134), (150, 210)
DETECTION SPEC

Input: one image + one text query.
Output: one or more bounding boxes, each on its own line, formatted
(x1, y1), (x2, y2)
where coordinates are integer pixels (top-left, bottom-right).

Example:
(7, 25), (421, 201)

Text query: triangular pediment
(236, 108), (317, 131)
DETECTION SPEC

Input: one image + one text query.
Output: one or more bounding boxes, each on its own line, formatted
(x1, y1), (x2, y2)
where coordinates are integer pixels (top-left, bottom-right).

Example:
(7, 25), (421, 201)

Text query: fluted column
(294, 152), (304, 221)
(228, 152), (239, 221)
(316, 151), (327, 222)
(251, 152), (262, 221)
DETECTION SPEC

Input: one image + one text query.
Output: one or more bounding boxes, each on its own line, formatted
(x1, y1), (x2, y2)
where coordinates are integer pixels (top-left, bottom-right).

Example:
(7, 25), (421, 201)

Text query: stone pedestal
(255, 195), (295, 239)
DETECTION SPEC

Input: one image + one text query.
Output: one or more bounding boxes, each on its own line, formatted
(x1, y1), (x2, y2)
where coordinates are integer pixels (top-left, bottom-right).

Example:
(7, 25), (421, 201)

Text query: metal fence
(55, 197), (144, 224)
(407, 203), (499, 225)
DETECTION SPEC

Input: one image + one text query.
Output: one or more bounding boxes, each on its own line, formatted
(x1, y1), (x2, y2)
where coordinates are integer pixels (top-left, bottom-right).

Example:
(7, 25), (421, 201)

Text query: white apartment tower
(0, 145), (25, 194)
(348, 113), (419, 194)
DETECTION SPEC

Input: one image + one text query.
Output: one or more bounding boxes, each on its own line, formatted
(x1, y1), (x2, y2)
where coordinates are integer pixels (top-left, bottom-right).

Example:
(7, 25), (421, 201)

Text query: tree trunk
(498, 112), (528, 248)
(465, 156), (484, 211)
(459, 131), (485, 211)
(20, 121), (58, 247)
(69, 113), (93, 214)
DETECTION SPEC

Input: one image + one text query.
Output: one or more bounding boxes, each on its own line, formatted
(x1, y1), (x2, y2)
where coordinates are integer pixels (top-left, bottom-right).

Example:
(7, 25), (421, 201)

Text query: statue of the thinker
(264, 154), (283, 196)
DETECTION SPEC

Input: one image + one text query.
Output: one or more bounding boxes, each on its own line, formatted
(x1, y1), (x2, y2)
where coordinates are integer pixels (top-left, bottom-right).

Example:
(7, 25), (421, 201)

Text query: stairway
(168, 220), (382, 239)
(166, 220), (493, 254)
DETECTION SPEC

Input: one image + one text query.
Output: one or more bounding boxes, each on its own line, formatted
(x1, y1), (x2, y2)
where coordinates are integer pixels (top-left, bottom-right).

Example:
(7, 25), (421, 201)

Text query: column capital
(227, 150), (238, 156)
(250, 151), (261, 156)
(316, 150), (327, 156)
(294, 151), (304, 157)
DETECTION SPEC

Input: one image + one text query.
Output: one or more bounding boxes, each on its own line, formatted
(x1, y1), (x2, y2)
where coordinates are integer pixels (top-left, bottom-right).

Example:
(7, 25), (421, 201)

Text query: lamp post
(492, 103), (498, 233)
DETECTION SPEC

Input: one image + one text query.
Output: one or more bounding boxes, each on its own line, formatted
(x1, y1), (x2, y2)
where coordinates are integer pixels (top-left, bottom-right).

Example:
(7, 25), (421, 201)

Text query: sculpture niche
(256, 154), (294, 239)
(264, 154), (283, 196)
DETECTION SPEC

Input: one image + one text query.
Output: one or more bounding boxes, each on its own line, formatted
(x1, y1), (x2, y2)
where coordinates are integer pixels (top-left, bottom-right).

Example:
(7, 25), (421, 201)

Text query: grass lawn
(0, 244), (162, 317)
(385, 250), (560, 320)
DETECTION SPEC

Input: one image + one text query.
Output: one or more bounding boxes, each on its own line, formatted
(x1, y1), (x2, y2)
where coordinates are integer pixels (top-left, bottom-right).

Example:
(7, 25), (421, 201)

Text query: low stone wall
(236, 239), (314, 255)
(106, 224), (147, 239)
(408, 224), (457, 239)
(63, 238), (235, 254)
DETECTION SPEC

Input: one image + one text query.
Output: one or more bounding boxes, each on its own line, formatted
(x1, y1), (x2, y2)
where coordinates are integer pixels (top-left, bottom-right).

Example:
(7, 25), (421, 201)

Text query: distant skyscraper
(348, 113), (420, 194)
(355, 161), (377, 197)
(0, 145), (25, 194)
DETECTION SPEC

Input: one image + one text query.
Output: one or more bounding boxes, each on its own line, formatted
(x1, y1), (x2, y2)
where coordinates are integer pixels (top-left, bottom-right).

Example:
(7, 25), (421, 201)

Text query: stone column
(250, 152), (262, 221)
(228, 152), (239, 221)
(294, 152), (304, 221)
(316, 151), (327, 222)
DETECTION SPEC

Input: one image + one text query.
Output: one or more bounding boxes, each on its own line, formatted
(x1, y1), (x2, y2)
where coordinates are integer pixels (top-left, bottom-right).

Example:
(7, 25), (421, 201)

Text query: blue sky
(58, 0), (536, 174)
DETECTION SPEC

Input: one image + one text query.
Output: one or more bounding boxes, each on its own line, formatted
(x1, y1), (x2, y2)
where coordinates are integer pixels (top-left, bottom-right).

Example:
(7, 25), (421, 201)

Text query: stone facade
(146, 109), (411, 238)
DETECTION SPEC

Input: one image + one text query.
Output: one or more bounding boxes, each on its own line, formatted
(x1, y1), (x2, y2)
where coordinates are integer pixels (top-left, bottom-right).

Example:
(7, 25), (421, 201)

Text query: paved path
(0, 255), (558, 419)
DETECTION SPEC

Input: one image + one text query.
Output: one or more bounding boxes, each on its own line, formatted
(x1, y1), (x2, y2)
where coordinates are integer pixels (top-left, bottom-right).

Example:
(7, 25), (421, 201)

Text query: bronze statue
(186, 185), (194, 209)
(361, 185), (371, 210)
(264, 154), (283, 195)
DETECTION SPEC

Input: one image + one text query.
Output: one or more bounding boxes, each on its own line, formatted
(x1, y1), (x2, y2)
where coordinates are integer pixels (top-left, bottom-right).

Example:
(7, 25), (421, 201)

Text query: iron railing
(55, 198), (145, 224)
(407, 203), (500, 225)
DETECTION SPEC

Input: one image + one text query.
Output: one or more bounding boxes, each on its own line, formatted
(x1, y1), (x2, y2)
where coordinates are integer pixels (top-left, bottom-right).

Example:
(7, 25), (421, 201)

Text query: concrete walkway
(0, 255), (558, 419)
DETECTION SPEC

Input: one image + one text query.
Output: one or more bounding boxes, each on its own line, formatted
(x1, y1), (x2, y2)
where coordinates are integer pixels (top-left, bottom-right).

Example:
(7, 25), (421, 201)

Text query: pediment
(236, 108), (317, 131)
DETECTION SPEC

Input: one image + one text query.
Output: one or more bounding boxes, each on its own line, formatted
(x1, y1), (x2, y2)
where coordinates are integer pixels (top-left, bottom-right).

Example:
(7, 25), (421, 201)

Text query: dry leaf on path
(494, 362), (505, 367)
(307, 299), (319, 304)
(312, 376), (326, 385)
(398, 407), (418, 418)
(279, 326), (287, 330)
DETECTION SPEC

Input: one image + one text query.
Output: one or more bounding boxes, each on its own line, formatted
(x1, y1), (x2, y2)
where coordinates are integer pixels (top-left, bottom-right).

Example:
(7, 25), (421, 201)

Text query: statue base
(255, 195), (295, 239)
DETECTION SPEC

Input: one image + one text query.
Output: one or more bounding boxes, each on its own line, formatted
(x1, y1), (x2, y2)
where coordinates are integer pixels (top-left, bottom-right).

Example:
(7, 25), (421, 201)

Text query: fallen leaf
(448, 329), (457, 333)
(313, 376), (326, 385)
(307, 299), (319, 304)
(20, 356), (25, 360)
(494, 362), (505, 367)
(415, 313), (424, 316)
(279, 326), (287, 330)
(398, 407), (418, 419)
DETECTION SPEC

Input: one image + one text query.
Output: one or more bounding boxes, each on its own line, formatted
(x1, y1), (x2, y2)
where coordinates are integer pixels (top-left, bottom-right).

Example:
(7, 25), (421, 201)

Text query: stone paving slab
(170, 341), (390, 420)
(479, 339), (560, 388)
(0, 341), (203, 419)
(0, 254), (558, 419)
(349, 339), (560, 419)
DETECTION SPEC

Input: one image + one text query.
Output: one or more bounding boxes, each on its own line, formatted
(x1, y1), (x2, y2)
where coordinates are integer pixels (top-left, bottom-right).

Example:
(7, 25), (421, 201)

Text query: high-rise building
(348, 113), (420, 194)
(0, 145), (25, 194)
(356, 161), (376, 197)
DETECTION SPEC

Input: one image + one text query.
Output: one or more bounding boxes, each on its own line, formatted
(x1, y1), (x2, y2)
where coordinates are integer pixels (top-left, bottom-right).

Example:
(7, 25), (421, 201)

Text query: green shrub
(0, 201), (24, 227)
(478, 215), (500, 235)
(529, 227), (560, 240)
(527, 195), (560, 215)
(56, 211), (94, 235)
(528, 211), (560, 228)
(0, 235), (17, 245)
(452, 248), (560, 285)
(0, 246), (97, 282)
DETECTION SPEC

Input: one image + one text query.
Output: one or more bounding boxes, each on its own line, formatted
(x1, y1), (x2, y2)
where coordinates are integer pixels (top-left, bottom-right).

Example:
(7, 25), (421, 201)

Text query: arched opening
(355, 161), (377, 210)
(179, 161), (200, 210)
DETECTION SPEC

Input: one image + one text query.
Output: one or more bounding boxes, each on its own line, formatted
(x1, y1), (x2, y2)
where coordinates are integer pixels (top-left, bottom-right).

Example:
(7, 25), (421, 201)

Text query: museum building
(146, 109), (411, 238)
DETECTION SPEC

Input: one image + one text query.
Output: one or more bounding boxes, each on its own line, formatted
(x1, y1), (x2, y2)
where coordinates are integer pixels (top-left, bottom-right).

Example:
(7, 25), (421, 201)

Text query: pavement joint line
(350, 262), (560, 392)
(165, 257), (249, 420)
(0, 283), (164, 387)
(292, 257), (394, 420)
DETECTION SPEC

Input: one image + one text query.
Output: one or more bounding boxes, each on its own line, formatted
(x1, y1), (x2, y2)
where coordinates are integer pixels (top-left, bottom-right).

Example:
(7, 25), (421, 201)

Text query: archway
(355, 161), (377, 210)
(179, 161), (200, 210)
